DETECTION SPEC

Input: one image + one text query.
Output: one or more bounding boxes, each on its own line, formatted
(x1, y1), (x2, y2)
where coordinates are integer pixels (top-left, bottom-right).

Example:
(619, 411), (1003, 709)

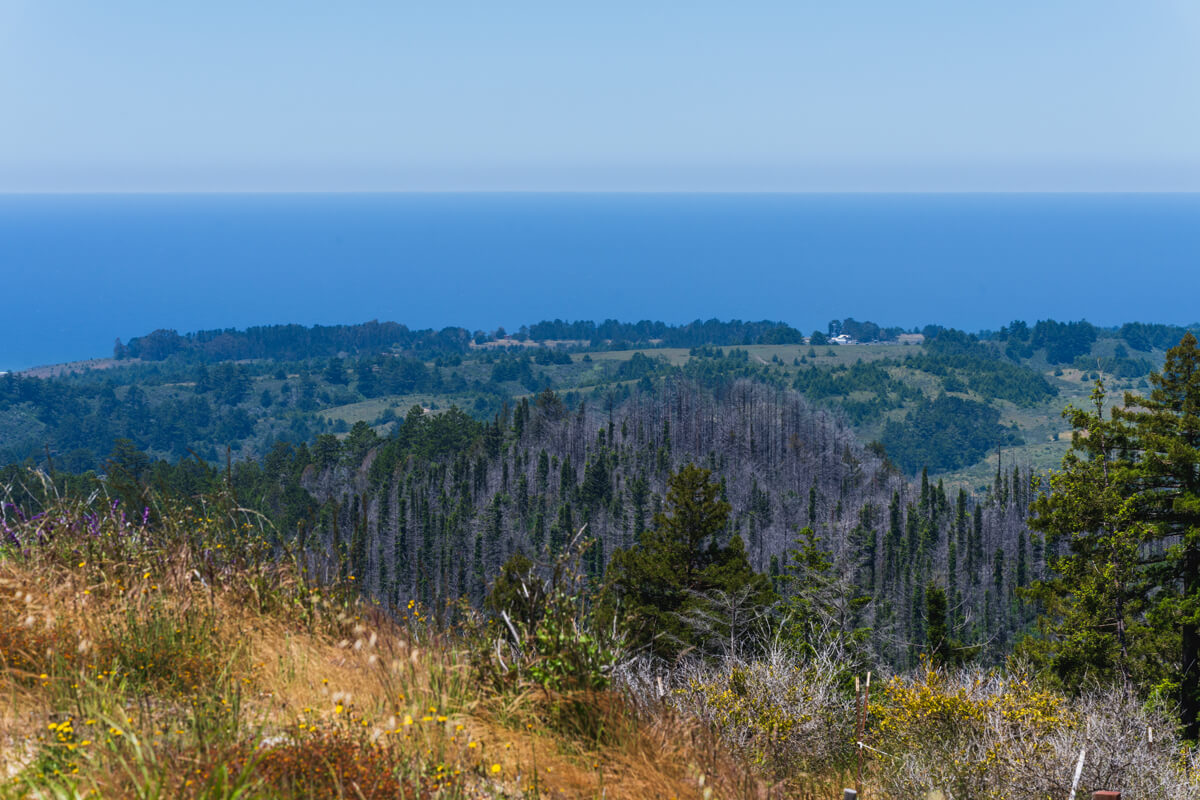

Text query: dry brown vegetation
(0, 487), (772, 799)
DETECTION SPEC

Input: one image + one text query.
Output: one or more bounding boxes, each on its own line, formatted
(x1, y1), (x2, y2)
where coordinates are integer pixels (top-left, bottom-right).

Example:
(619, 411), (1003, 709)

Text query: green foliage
(1022, 381), (1163, 690)
(367, 405), (484, 485)
(481, 543), (622, 696)
(774, 527), (870, 662)
(607, 464), (775, 659)
(1030, 319), (1098, 364)
(524, 591), (619, 693)
(486, 552), (545, 627)
(880, 394), (1022, 474)
(923, 582), (976, 667)
(910, 328), (1056, 405)
(1120, 321), (1200, 352)
(1072, 351), (1156, 379)
(1028, 333), (1200, 735)
(792, 361), (915, 402)
(526, 318), (807, 348)
(120, 320), (471, 362)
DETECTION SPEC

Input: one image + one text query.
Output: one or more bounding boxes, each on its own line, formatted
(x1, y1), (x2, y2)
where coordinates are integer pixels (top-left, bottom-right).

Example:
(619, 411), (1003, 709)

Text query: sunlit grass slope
(0, 484), (756, 800)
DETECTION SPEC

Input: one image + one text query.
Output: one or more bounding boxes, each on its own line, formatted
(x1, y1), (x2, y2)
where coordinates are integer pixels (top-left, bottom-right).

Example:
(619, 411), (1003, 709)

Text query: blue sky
(2, 1), (1199, 192)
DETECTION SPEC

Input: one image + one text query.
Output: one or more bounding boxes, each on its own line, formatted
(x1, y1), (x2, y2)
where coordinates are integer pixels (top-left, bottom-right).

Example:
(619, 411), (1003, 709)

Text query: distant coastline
(3, 192), (1198, 371)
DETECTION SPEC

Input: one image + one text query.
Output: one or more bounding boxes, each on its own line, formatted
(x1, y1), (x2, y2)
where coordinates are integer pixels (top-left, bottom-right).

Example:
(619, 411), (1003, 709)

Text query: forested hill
(5, 316), (1198, 482)
(116, 317), (1200, 365)
(280, 379), (1038, 669)
(115, 318), (816, 363)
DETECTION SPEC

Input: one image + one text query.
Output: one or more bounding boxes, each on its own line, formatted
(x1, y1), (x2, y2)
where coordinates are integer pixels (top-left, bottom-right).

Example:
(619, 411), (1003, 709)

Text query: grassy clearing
(577, 348), (692, 366)
(786, 343), (923, 369)
(319, 395), (450, 428)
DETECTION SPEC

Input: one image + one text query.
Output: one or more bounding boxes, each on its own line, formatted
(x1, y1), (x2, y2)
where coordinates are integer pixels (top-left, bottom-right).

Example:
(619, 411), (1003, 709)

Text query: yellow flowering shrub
(872, 665), (1071, 799)
(671, 645), (856, 779)
(871, 665), (1198, 800)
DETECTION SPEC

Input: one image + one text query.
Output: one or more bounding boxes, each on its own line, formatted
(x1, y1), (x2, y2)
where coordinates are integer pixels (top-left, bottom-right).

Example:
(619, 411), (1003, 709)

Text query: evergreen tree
(580, 454), (610, 507)
(323, 357), (349, 385)
(1026, 380), (1154, 690)
(925, 582), (949, 665)
(1025, 336), (1200, 728)
(779, 526), (870, 658)
(607, 464), (773, 659)
(971, 505), (984, 584)
(924, 581), (975, 666)
(1117, 332), (1200, 737)
(886, 490), (903, 578)
(356, 359), (379, 397)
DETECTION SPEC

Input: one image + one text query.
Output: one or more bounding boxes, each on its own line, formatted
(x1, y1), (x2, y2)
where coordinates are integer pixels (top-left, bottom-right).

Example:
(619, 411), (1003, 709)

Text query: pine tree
(350, 495), (368, 580)
(1016, 529), (1027, 588)
(1116, 332), (1200, 736)
(394, 496), (408, 603)
(1026, 380), (1151, 690)
(886, 490), (903, 578)
(971, 505), (984, 585)
(925, 582), (949, 665)
(955, 488), (968, 550)
(607, 464), (772, 659)
(1027, 334), (1200, 729)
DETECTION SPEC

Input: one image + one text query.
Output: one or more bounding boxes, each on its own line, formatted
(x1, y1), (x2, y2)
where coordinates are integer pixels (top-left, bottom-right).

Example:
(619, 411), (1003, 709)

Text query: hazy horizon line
(5, 189), (1200, 196)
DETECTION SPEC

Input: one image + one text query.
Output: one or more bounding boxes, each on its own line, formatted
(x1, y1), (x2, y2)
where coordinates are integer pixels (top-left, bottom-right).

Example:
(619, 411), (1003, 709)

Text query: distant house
(897, 333), (925, 345)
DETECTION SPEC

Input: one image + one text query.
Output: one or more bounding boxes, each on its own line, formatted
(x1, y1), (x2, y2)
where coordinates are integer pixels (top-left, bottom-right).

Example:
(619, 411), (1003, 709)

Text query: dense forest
(284, 379), (1044, 669)
(4, 375), (1043, 672)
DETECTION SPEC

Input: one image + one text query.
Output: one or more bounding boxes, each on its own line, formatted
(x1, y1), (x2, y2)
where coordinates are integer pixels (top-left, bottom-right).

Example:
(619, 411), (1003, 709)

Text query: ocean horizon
(3, 192), (1199, 371)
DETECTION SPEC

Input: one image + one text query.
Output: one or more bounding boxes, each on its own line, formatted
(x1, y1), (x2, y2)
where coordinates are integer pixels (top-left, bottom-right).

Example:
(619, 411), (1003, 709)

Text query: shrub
(647, 643), (857, 779)
(871, 665), (1200, 799)
(482, 538), (622, 697)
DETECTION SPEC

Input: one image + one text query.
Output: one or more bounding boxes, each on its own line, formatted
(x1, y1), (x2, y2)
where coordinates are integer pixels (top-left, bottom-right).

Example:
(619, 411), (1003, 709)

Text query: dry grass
(0, 484), (775, 799)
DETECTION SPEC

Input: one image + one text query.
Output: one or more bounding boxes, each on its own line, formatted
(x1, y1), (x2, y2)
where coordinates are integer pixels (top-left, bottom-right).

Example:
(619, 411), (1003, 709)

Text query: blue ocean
(2, 193), (1198, 371)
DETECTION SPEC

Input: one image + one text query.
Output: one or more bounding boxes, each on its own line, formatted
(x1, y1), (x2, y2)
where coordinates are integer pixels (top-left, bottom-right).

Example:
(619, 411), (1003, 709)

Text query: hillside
(4, 317), (1192, 485)
(283, 378), (1034, 669)
(0, 491), (759, 799)
(4, 316), (1191, 673)
(3, 481), (1194, 798)
(7, 319), (1200, 796)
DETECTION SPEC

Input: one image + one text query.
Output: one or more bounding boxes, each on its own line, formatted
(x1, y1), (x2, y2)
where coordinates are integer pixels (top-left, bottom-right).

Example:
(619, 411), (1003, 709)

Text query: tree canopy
(607, 464), (774, 659)
(1027, 332), (1200, 736)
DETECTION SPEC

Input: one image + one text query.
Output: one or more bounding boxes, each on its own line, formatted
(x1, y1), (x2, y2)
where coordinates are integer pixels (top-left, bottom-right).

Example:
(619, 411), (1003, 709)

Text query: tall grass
(1, 473), (750, 799)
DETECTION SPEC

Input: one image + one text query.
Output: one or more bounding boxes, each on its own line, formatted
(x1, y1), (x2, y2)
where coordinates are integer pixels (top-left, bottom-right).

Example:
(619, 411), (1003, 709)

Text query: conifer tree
(607, 463), (772, 659)
(1026, 380), (1151, 689)
(1028, 334), (1200, 733)
(925, 582), (948, 665)
(1116, 332), (1200, 736)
